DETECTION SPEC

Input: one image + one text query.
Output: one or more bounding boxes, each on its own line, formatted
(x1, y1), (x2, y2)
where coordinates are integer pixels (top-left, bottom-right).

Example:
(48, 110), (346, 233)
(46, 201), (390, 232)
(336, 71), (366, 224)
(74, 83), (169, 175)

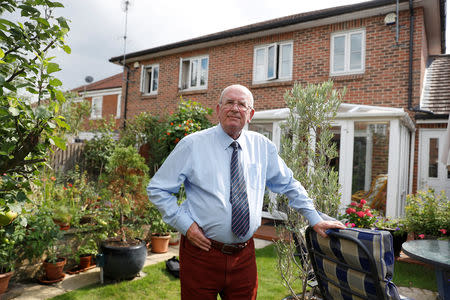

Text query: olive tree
(275, 81), (345, 299)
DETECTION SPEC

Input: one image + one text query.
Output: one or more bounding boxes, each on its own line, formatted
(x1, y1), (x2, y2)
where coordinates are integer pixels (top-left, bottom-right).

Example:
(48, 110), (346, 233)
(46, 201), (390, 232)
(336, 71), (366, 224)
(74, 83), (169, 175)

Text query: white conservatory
(247, 103), (415, 218)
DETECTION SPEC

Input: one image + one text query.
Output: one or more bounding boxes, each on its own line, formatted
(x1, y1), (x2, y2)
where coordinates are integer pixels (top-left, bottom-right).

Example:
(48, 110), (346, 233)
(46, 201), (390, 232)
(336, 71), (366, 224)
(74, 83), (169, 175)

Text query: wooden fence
(50, 142), (85, 172)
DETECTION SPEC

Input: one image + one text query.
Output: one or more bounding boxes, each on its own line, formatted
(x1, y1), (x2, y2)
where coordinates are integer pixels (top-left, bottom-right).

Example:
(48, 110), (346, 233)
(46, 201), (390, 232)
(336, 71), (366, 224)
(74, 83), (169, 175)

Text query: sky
(52, 0), (450, 91)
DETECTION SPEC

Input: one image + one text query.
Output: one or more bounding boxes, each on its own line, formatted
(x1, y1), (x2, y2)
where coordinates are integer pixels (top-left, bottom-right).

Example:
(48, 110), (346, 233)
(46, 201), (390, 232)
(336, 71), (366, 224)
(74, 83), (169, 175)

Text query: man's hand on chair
(313, 220), (346, 238)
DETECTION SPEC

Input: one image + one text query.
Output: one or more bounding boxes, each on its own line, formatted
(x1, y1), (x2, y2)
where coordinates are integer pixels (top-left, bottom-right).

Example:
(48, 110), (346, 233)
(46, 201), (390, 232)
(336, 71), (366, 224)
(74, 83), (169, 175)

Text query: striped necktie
(230, 141), (249, 237)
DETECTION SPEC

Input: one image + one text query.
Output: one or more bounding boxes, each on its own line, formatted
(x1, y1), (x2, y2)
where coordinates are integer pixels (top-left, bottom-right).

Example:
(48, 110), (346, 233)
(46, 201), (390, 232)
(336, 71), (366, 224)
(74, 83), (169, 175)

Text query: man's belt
(210, 239), (248, 255)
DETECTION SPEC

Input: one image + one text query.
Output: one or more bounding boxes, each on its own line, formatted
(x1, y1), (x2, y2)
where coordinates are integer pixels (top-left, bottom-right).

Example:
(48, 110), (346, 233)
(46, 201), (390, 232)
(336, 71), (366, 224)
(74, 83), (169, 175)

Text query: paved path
(1, 239), (438, 300)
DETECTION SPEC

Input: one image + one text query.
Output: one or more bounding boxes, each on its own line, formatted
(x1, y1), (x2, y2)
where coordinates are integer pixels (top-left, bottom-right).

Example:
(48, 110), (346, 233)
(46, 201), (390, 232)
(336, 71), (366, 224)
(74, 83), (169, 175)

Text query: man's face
(216, 87), (255, 139)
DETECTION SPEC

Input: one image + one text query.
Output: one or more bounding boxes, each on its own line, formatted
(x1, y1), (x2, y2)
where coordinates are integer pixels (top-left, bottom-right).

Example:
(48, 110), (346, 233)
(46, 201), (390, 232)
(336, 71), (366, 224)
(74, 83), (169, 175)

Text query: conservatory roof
(253, 103), (415, 130)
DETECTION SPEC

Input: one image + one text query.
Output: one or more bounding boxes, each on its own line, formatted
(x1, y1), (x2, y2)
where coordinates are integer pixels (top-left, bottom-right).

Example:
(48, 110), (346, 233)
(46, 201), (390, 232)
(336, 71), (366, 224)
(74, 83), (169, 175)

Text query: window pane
(350, 33), (362, 70)
(152, 66), (158, 92)
(333, 36), (345, 72)
(145, 67), (152, 93)
(190, 60), (198, 87)
(267, 45), (275, 79)
(280, 44), (292, 78)
(352, 122), (389, 214)
(255, 48), (265, 81)
(200, 58), (208, 86)
(248, 123), (273, 140)
(429, 138), (438, 178)
(330, 126), (341, 172)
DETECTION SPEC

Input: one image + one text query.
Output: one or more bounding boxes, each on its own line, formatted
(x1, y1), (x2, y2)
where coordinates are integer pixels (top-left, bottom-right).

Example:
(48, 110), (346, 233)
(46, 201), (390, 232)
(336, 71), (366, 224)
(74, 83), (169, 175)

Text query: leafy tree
(275, 81), (345, 299)
(0, 0), (70, 215)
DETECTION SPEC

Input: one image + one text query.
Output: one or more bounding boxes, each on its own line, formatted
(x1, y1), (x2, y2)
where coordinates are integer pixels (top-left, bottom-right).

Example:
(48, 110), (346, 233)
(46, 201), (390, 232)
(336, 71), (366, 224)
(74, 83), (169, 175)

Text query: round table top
(402, 239), (450, 270)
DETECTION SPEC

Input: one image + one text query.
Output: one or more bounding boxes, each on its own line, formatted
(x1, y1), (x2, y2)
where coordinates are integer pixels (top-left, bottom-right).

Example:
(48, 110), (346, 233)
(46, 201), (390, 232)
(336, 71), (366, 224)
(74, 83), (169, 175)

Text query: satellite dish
(85, 76), (94, 83)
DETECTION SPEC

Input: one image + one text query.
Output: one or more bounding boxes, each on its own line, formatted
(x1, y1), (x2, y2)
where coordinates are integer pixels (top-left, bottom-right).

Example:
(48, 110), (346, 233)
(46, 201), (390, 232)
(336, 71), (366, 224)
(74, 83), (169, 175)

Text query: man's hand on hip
(186, 222), (211, 251)
(313, 220), (346, 238)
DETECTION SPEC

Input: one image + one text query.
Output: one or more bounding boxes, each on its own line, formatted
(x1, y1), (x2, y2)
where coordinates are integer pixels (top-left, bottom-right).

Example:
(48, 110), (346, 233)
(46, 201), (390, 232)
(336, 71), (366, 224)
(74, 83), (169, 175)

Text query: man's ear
(216, 104), (220, 117)
(247, 109), (255, 123)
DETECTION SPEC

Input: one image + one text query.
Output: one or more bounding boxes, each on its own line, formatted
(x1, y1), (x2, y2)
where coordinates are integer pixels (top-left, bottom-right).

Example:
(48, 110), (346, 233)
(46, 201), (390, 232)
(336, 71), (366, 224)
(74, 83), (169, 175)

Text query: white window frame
(252, 41), (293, 84)
(178, 55), (209, 91)
(330, 29), (365, 76)
(140, 64), (159, 95)
(90, 96), (103, 119)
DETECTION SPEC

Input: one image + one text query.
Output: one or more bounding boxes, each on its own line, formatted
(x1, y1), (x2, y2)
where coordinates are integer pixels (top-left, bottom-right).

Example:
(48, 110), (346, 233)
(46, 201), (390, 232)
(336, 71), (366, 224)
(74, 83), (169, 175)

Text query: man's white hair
(219, 84), (254, 108)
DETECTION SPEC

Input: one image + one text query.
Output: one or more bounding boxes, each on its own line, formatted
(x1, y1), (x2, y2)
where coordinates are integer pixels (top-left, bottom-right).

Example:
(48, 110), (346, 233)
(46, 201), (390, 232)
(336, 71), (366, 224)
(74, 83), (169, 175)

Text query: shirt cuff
(175, 212), (195, 236)
(302, 209), (323, 227)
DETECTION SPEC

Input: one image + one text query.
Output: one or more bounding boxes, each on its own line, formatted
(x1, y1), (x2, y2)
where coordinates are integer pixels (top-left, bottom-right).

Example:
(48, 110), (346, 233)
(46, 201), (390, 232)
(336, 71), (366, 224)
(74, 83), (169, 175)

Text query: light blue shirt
(147, 124), (322, 243)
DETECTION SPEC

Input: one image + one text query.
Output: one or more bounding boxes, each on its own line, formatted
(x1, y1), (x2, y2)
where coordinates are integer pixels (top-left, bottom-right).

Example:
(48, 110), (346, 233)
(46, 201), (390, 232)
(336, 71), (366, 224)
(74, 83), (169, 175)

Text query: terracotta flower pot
(151, 234), (170, 253)
(44, 257), (66, 280)
(0, 270), (14, 295)
(79, 255), (93, 269)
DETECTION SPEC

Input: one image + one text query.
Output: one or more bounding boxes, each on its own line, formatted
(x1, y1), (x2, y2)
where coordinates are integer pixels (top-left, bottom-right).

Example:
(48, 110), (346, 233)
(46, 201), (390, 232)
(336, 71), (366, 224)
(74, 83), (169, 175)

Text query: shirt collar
(216, 124), (248, 150)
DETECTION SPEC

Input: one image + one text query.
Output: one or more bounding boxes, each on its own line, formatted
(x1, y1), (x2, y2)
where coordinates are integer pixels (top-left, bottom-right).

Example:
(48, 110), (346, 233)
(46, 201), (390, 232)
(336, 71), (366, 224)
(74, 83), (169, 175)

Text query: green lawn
(50, 245), (437, 300)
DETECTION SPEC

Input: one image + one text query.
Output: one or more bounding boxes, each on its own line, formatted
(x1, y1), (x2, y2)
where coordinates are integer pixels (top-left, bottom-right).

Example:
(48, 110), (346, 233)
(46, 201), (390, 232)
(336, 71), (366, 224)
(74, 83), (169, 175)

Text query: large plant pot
(0, 270), (14, 295)
(392, 232), (408, 257)
(100, 238), (147, 280)
(151, 234), (170, 253)
(44, 257), (66, 280)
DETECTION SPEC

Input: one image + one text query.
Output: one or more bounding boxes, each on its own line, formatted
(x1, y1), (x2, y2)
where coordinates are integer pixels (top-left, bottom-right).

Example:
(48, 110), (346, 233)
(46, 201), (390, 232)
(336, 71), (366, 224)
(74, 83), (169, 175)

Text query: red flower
(360, 199), (367, 204)
(346, 207), (356, 214)
(166, 132), (171, 136)
(170, 122), (174, 125)
(68, 183), (73, 188)
(63, 187), (67, 190)
(174, 138), (180, 144)
(179, 124), (182, 127)
(358, 203), (364, 208)
(351, 202), (357, 206)
(439, 229), (447, 234)
(418, 234), (425, 239)
(50, 176), (56, 181)
(366, 212), (373, 217)
(356, 211), (365, 218)
(351, 223), (356, 227)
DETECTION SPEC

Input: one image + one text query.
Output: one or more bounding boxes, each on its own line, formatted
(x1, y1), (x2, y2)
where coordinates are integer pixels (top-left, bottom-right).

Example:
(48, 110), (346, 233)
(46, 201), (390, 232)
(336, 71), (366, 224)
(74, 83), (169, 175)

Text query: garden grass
(50, 244), (437, 300)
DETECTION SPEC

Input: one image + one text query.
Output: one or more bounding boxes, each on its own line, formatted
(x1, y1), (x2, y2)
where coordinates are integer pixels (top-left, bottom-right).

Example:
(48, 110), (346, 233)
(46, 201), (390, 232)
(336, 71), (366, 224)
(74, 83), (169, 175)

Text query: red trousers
(179, 236), (258, 300)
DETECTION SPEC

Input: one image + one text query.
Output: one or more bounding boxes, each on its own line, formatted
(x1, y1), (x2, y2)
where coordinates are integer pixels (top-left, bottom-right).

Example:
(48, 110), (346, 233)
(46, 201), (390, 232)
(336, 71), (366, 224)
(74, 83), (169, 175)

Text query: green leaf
(36, 18), (50, 27)
(54, 117), (70, 130)
(8, 106), (19, 116)
(55, 90), (65, 102)
(0, 48), (4, 60)
(49, 78), (62, 86)
(62, 45), (71, 54)
(46, 62), (61, 74)
(47, 121), (56, 129)
(49, 136), (66, 150)
(35, 106), (51, 119)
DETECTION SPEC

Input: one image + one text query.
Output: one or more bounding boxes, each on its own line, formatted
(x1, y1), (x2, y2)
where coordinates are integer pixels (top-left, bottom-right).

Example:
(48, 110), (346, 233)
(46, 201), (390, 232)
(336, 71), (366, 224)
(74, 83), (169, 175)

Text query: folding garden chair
(305, 227), (412, 300)
(351, 174), (387, 211)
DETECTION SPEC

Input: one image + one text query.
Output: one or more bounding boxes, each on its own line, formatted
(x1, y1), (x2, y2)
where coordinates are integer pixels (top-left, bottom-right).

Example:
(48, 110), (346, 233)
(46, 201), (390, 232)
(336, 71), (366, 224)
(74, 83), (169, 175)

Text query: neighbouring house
(71, 72), (123, 140)
(102, 0), (447, 218)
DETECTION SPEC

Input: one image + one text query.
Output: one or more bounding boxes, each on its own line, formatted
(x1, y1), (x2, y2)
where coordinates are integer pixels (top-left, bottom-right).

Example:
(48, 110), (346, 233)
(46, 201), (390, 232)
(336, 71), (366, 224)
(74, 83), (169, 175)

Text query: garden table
(402, 239), (450, 300)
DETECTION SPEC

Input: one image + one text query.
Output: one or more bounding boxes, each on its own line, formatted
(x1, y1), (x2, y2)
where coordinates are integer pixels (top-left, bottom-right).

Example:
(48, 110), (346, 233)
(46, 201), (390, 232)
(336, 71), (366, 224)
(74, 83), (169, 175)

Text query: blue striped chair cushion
(310, 228), (401, 300)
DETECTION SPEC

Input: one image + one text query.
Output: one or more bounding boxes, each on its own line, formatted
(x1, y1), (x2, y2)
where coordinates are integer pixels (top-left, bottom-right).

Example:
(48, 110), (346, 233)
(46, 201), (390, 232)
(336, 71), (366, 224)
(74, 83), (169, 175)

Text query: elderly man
(147, 84), (345, 300)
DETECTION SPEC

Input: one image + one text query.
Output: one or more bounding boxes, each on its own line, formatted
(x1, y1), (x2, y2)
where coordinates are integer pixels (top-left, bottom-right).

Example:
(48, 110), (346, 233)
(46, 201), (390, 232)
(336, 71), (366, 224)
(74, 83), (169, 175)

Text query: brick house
(104, 0), (447, 217)
(71, 73), (123, 139)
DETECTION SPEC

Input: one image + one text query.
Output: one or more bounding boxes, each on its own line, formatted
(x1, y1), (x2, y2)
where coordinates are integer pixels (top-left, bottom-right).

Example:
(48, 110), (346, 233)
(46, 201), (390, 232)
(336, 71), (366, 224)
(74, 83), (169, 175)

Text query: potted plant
(99, 145), (149, 280)
(340, 198), (377, 229)
(23, 207), (65, 282)
(0, 215), (26, 295)
(148, 205), (171, 253)
(405, 189), (450, 240)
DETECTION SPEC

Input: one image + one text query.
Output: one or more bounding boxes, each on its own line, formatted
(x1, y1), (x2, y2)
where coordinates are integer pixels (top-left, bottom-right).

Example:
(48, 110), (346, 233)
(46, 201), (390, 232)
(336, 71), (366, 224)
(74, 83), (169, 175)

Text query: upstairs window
(179, 56), (209, 90)
(330, 29), (365, 75)
(90, 96), (102, 119)
(140, 64), (159, 95)
(253, 41), (292, 83)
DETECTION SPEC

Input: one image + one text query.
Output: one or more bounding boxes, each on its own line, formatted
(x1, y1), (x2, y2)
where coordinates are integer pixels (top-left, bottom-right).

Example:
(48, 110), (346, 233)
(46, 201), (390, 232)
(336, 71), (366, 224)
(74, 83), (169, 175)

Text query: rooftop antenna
(121, 0), (132, 81)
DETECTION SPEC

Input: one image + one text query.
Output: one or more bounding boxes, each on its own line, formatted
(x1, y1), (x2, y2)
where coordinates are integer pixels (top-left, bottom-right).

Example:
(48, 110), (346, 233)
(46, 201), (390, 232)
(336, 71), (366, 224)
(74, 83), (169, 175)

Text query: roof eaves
(110, 0), (403, 63)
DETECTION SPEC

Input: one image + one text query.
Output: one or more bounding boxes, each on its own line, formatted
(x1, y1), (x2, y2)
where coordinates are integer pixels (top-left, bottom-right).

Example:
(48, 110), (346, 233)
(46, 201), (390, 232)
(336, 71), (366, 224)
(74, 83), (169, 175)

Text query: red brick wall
(118, 8), (425, 125)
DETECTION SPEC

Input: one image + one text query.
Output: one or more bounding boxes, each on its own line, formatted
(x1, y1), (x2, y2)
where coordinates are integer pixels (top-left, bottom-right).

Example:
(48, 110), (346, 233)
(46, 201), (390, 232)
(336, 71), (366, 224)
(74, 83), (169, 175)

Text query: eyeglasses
(221, 100), (252, 112)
